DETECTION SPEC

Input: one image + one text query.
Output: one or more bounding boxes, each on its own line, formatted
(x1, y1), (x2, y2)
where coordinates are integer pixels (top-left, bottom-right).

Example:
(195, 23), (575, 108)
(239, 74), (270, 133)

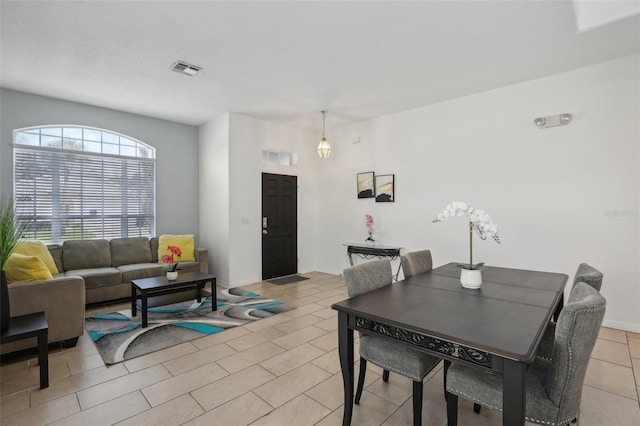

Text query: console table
(0, 312), (49, 388)
(343, 242), (403, 281)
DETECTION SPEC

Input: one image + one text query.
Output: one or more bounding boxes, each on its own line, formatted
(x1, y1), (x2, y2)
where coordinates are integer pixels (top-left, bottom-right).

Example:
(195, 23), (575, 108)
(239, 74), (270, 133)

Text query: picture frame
(375, 174), (394, 202)
(357, 172), (375, 199)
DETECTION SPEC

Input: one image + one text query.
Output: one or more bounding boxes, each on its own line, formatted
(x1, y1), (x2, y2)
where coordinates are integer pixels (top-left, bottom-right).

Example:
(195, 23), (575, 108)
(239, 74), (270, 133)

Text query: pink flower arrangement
(160, 245), (182, 272)
(365, 214), (375, 242)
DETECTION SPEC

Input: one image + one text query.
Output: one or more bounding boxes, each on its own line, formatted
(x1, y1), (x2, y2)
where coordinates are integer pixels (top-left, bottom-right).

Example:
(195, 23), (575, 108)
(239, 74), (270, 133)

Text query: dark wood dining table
(332, 262), (568, 426)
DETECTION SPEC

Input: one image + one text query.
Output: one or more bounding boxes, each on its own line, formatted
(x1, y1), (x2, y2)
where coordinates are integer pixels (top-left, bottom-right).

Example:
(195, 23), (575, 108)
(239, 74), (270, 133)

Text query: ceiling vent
(170, 61), (202, 76)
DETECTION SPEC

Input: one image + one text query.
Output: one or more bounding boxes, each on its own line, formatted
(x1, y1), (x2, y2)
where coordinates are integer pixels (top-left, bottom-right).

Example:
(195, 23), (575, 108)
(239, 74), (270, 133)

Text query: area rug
(85, 288), (295, 365)
(267, 274), (310, 285)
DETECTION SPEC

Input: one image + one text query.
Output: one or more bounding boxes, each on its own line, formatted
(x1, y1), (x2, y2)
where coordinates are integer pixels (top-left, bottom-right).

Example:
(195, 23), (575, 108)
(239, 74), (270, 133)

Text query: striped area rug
(85, 288), (295, 365)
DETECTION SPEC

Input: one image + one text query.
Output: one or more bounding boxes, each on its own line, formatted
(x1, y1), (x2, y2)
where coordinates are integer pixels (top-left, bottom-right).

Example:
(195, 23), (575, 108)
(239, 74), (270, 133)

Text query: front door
(262, 173), (297, 280)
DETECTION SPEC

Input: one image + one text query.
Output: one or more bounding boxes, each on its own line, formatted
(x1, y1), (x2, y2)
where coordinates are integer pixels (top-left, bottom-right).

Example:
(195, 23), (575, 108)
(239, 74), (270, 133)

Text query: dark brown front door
(262, 173), (297, 280)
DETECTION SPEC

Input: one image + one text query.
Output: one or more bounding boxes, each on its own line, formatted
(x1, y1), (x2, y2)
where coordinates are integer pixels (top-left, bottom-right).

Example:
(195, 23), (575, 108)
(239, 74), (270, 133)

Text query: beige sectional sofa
(2, 236), (208, 355)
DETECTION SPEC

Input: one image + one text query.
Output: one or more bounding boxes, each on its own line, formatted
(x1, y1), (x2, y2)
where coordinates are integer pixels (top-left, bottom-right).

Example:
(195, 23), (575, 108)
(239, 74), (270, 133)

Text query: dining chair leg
(355, 358), (367, 404)
(383, 369), (390, 382)
(443, 359), (451, 401)
(412, 380), (423, 426)
(446, 390), (458, 426)
(474, 403), (482, 413)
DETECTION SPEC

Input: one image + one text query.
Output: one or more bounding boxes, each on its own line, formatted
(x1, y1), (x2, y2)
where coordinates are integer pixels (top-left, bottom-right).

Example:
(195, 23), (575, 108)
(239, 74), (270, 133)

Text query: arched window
(13, 125), (156, 242)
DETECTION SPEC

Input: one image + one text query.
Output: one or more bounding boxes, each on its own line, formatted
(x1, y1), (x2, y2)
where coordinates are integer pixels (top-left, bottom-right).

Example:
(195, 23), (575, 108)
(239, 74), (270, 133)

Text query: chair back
(546, 282), (606, 421)
(400, 250), (433, 278)
(343, 259), (393, 297)
(572, 263), (603, 292)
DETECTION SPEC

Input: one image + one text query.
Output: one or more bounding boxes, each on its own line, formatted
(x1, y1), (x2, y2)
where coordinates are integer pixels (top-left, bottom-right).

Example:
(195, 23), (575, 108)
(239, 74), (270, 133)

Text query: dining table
(332, 262), (568, 426)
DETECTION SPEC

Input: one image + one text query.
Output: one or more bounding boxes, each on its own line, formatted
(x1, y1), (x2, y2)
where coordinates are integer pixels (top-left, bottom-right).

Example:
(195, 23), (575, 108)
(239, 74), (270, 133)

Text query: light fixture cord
(322, 110), (326, 138)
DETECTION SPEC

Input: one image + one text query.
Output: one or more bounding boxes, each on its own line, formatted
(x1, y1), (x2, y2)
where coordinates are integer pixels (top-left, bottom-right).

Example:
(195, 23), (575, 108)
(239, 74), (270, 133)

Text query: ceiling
(1, 1), (639, 133)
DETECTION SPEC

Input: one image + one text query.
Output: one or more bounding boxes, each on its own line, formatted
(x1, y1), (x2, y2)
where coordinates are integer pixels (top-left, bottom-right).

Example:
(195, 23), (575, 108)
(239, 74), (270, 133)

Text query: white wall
(0, 89), (200, 236)
(200, 113), (318, 288)
(314, 55), (640, 332)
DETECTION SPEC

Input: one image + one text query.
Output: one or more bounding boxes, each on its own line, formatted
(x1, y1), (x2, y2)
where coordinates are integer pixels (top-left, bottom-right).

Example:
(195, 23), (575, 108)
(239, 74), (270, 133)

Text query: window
(13, 126), (156, 243)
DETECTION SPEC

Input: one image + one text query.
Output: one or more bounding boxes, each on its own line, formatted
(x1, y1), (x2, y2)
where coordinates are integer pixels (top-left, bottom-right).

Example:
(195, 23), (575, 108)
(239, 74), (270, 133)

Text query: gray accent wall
(0, 88), (200, 237)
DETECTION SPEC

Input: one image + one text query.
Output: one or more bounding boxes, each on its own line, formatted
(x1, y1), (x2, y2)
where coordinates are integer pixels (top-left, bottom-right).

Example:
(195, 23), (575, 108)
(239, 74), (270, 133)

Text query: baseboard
(602, 318), (640, 333)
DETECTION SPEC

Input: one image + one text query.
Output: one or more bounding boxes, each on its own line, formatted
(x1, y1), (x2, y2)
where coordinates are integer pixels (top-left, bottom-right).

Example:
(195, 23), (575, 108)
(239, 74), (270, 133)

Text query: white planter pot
(460, 268), (482, 289)
(166, 271), (178, 281)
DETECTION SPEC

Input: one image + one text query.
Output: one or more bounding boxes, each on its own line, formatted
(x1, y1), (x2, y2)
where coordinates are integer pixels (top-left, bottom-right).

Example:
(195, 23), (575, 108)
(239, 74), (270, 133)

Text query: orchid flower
(433, 202), (500, 269)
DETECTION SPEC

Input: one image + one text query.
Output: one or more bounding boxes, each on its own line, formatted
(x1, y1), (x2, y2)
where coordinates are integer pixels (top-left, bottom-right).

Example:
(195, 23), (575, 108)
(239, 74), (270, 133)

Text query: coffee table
(131, 271), (216, 328)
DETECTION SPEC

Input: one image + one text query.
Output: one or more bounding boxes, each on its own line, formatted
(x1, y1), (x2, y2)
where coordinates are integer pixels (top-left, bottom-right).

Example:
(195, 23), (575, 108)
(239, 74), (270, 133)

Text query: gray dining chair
(343, 259), (441, 426)
(538, 263), (604, 361)
(572, 262), (604, 292)
(400, 249), (433, 278)
(445, 282), (606, 426)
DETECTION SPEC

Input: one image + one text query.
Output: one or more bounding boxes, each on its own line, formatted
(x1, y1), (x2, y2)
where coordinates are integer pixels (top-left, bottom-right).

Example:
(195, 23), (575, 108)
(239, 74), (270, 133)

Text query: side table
(0, 312), (49, 388)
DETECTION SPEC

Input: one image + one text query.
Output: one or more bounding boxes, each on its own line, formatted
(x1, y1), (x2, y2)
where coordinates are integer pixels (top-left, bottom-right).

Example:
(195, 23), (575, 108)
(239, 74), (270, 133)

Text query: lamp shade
(317, 137), (331, 159)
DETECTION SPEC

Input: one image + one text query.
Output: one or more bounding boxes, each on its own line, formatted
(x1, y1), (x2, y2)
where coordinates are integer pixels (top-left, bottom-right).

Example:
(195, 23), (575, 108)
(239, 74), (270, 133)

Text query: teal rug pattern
(85, 288), (295, 365)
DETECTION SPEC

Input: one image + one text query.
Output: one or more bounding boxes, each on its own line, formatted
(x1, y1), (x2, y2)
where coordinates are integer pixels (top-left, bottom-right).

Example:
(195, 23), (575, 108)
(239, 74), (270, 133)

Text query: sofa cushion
(150, 237), (159, 263)
(47, 244), (64, 273)
(63, 240), (111, 271)
(110, 237), (152, 267)
(158, 234), (195, 262)
(14, 241), (60, 274)
(64, 267), (121, 289)
(171, 261), (201, 273)
(117, 263), (164, 283)
(5, 253), (53, 283)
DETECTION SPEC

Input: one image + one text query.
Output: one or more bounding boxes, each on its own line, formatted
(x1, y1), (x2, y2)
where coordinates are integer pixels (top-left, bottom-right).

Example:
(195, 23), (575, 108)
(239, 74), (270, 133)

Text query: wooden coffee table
(131, 271), (216, 328)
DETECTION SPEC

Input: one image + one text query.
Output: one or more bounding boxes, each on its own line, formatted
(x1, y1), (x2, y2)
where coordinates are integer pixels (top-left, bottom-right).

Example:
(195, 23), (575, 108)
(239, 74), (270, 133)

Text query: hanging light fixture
(317, 110), (331, 159)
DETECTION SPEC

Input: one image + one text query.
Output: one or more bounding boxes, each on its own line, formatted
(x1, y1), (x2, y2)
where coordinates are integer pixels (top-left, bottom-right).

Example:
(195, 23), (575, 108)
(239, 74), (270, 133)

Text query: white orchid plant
(433, 201), (500, 270)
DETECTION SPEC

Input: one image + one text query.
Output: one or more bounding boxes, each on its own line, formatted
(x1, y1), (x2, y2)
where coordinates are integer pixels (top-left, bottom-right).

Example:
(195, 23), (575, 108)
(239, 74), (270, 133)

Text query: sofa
(2, 236), (208, 355)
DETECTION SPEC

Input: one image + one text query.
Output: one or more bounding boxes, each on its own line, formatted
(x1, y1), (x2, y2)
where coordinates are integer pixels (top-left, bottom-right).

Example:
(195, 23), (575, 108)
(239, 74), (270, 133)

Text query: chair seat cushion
(359, 334), (440, 381)
(446, 357), (570, 425)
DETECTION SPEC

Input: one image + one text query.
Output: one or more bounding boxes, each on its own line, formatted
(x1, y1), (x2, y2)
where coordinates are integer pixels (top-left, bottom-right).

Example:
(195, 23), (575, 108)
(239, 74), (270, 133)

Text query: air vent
(170, 61), (202, 76)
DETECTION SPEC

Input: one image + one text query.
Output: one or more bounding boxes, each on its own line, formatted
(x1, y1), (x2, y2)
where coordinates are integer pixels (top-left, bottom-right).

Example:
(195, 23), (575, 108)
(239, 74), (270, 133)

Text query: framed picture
(357, 172), (375, 199)
(375, 174), (394, 202)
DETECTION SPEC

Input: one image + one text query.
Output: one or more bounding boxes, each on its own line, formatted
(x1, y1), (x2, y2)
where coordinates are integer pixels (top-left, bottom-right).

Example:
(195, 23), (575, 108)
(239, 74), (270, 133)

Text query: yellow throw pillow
(5, 253), (54, 284)
(13, 240), (60, 274)
(158, 234), (195, 263)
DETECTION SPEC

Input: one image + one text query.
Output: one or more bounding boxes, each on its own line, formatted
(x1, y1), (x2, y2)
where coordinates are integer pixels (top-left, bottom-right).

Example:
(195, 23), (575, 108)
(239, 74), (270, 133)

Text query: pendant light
(317, 110), (331, 159)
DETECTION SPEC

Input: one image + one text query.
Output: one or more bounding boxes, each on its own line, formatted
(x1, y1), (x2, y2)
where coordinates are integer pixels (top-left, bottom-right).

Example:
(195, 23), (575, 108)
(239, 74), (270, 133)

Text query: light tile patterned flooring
(1, 272), (639, 425)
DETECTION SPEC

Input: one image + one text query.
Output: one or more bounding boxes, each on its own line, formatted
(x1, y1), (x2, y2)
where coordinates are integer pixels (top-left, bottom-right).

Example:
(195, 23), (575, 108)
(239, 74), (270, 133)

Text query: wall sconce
(534, 113), (572, 129)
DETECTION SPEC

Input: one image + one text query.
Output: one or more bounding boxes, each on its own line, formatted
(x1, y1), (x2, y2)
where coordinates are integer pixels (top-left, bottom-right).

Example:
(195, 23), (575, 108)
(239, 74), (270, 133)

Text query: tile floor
(1, 272), (639, 425)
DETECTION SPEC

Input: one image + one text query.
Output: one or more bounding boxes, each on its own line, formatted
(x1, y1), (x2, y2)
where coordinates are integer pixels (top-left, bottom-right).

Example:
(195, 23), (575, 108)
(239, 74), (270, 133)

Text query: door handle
(262, 229), (268, 235)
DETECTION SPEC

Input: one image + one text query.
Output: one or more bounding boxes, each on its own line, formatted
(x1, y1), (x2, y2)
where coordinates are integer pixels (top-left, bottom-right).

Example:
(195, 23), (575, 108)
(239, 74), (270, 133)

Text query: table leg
(347, 252), (355, 266)
(503, 359), (526, 426)
(338, 311), (354, 426)
(211, 278), (217, 312)
(141, 291), (148, 328)
(38, 330), (49, 388)
(131, 285), (137, 317)
(197, 282), (203, 303)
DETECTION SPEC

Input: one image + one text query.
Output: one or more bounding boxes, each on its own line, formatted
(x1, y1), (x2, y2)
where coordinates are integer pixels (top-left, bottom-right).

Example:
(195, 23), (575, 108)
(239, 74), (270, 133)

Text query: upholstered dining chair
(445, 282), (606, 426)
(538, 263), (604, 361)
(343, 259), (441, 426)
(400, 249), (433, 278)
(572, 262), (604, 292)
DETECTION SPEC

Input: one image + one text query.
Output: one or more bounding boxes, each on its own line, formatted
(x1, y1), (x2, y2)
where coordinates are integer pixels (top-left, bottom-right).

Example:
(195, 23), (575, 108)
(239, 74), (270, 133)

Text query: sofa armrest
(195, 247), (208, 274)
(6, 276), (86, 346)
